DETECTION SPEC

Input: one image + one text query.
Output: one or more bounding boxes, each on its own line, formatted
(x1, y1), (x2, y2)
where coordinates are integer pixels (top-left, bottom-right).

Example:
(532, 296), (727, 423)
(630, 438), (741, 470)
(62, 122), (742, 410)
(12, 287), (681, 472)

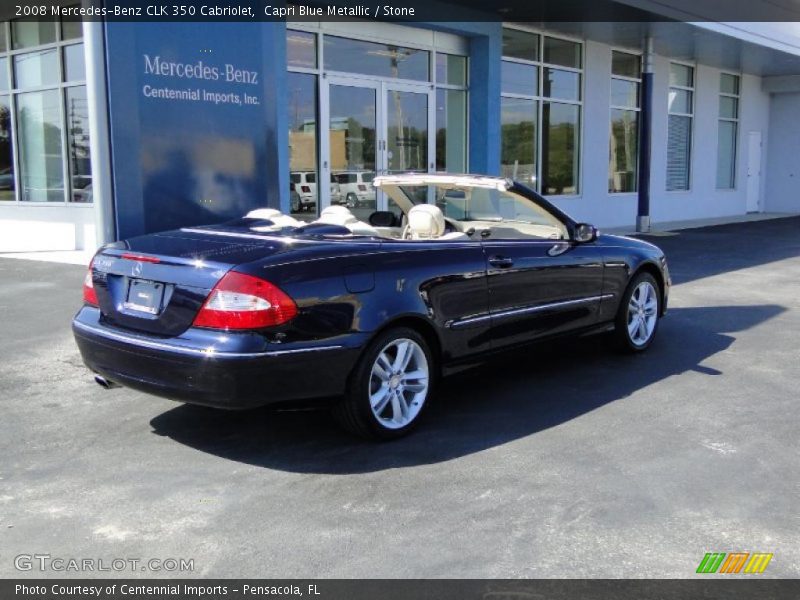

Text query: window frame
(500, 24), (584, 198)
(0, 18), (89, 205)
(716, 70), (741, 191)
(666, 59), (696, 193)
(608, 47), (642, 195)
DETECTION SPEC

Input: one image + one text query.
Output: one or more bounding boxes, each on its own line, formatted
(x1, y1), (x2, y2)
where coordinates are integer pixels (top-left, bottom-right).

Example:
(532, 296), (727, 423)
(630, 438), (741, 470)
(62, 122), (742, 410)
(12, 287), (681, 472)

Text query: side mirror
(574, 223), (598, 243)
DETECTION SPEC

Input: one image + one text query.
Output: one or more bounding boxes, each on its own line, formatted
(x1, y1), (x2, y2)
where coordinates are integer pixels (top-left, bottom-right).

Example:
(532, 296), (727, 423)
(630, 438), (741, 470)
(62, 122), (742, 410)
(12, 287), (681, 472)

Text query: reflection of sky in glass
(330, 86), (375, 126)
(501, 97), (537, 124)
(502, 29), (539, 62)
(324, 36), (429, 81)
(287, 30), (316, 69)
(612, 51), (640, 78)
(543, 68), (579, 101)
(720, 73), (739, 95)
(14, 50), (59, 89)
(64, 44), (86, 81)
(669, 63), (693, 87)
(719, 96), (738, 119)
(610, 78), (638, 108)
(288, 72), (316, 131)
(12, 21), (56, 50)
(387, 90), (427, 130)
(543, 37), (581, 69)
(0, 58), (8, 92)
(501, 61), (537, 96)
(668, 89), (692, 114)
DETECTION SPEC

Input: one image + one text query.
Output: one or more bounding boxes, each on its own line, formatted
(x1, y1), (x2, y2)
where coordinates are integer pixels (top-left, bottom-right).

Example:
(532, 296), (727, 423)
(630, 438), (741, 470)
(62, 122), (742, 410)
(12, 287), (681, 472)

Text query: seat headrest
(407, 204), (445, 239)
(317, 206), (357, 228)
(312, 205), (379, 236)
(245, 208), (302, 229)
(246, 208), (283, 220)
(320, 205), (353, 218)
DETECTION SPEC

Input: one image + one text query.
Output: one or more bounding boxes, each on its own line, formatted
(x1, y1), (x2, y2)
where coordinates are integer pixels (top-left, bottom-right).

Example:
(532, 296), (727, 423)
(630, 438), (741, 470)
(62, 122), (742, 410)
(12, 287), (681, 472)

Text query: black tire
(346, 193), (358, 209)
(333, 327), (435, 440)
(613, 271), (661, 353)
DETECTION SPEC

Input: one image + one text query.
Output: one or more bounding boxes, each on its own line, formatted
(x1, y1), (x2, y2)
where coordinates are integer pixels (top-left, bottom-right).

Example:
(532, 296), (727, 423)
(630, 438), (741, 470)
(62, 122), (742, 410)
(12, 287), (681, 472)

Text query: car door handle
(489, 256), (514, 269)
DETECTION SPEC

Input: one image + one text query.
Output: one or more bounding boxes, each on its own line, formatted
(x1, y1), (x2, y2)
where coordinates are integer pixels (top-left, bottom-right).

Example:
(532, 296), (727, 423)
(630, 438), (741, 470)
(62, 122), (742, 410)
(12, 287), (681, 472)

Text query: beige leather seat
(245, 208), (302, 228)
(315, 206), (379, 237)
(406, 204), (469, 240)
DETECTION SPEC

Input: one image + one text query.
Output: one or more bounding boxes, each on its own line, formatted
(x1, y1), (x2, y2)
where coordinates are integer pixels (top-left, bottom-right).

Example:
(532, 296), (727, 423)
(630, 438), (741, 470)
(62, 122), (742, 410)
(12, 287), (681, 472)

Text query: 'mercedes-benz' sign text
(144, 54), (258, 84)
(141, 54), (261, 107)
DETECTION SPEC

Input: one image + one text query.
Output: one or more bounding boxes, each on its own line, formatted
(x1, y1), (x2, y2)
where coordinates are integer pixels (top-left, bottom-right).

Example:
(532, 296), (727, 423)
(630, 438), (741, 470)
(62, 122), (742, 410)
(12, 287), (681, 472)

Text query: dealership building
(2, 2), (800, 252)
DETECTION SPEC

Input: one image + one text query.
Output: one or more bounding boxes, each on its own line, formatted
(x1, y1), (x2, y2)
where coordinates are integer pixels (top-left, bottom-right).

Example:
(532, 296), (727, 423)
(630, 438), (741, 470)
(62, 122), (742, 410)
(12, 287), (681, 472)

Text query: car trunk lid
(91, 227), (294, 336)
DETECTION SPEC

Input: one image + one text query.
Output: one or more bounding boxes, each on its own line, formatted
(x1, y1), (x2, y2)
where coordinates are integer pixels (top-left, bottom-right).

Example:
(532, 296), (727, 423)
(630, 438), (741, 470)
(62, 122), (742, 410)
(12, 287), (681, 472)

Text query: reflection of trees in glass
(0, 104), (10, 138)
(0, 102), (13, 197)
(436, 127), (445, 170)
(501, 121), (535, 165)
(67, 88), (92, 191)
(388, 122), (426, 171)
(287, 74), (317, 174)
(609, 109), (638, 192)
(18, 94), (65, 201)
(343, 116), (376, 170)
(19, 105), (62, 155)
(500, 97), (537, 183)
(501, 121), (536, 182)
(387, 88), (425, 172)
(542, 104), (578, 195)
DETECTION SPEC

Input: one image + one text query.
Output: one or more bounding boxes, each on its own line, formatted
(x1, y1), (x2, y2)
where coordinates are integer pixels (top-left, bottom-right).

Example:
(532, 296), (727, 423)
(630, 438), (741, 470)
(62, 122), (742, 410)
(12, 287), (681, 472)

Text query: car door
(483, 239), (605, 348)
(373, 239), (492, 363)
(477, 189), (605, 349)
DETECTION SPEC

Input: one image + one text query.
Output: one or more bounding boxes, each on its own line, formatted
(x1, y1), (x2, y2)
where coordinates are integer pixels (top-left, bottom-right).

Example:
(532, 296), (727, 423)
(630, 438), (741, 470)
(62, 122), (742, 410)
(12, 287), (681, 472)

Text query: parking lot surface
(1, 217), (798, 578)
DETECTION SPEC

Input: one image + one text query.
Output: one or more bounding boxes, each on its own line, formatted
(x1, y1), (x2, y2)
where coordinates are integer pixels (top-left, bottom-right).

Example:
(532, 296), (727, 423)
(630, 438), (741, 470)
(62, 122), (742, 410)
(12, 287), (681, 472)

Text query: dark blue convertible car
(73, 174), (670, 439)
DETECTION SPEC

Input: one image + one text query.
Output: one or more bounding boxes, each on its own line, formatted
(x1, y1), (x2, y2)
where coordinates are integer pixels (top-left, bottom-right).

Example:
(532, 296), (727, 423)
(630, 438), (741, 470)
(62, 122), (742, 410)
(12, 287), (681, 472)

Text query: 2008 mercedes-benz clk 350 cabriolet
(73, 174), (670, 439)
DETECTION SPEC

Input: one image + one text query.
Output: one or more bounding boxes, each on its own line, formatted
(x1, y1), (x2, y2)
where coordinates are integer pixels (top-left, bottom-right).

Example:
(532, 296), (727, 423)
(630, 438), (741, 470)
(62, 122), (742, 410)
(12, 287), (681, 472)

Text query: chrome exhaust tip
(94, 375), (120, 390)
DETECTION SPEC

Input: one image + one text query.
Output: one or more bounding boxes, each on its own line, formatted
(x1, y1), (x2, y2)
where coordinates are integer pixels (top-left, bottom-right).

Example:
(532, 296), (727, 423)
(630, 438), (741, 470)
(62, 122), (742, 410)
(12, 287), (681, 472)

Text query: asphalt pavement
(1, 217), (798, 578)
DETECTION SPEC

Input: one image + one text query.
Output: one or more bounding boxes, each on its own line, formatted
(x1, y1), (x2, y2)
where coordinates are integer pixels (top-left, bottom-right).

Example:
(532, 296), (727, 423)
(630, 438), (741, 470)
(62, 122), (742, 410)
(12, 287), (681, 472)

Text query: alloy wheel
(369, 338), (429, 429)
(627, 281), (658, 346)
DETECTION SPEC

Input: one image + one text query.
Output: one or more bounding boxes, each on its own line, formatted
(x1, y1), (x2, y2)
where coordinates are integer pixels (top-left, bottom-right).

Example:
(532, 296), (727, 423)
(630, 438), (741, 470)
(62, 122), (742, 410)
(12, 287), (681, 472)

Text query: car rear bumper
(72, 308), (365, 409)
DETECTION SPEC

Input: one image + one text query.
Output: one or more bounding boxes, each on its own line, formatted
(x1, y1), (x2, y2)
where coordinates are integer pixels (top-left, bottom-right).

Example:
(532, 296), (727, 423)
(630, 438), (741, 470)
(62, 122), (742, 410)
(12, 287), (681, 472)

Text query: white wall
(0, 205), (97, 252)
(547, 39), (772, 230)
(764, 92), (800, 213)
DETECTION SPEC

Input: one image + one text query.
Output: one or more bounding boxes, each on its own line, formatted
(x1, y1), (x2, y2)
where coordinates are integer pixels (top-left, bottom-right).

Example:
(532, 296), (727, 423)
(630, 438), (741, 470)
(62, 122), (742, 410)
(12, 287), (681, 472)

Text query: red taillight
(83, 260), (98, 306)
(358, 184), (367, 191)
(192, 271), (297, 330)
(121, 253), (160, 263)
(301, 185), (311, 193)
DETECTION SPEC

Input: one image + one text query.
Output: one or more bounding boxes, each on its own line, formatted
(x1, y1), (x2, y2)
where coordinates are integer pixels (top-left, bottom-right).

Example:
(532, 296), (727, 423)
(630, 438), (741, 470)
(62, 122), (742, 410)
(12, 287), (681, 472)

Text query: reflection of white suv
(334, 171), (376, 208)
(290, 172), (342, 212)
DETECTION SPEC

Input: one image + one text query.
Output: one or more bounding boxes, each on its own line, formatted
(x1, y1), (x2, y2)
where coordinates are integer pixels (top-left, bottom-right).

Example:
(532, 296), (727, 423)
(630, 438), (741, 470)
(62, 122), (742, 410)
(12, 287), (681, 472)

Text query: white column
(83, 19), (115, 247)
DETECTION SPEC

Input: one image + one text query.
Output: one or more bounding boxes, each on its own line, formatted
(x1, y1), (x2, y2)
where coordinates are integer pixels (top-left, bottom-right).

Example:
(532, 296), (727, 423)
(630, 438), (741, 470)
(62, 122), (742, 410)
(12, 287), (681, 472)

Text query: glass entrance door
(324, 78), (433, 221)
(326, 82), (378, 222)
(384, 85), (431, 216)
